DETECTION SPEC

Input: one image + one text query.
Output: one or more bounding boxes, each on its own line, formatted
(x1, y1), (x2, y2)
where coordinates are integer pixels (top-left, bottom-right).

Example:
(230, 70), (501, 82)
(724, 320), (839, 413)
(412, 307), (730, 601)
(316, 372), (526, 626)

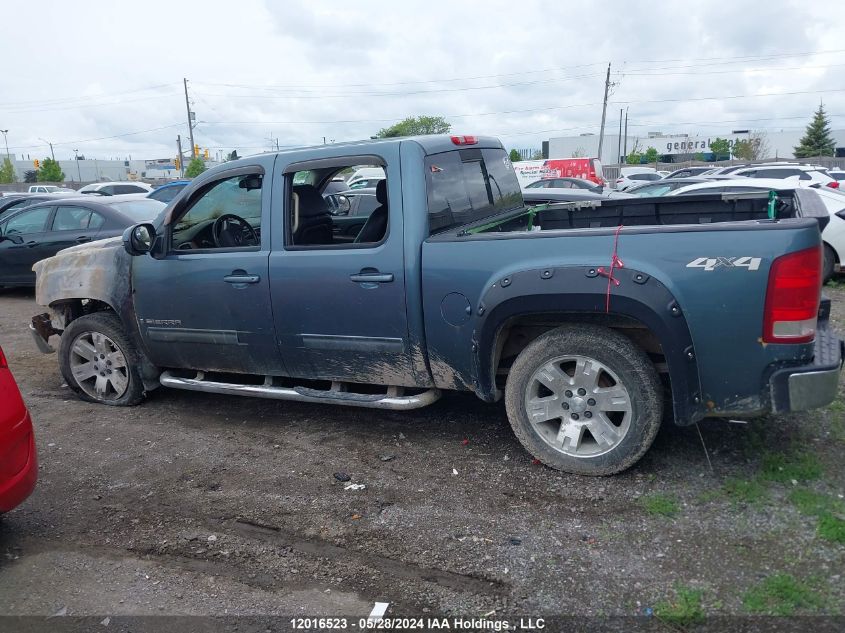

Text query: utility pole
(0, 129), (9, 160)
(616, 109), (622, 165)
(596, 63), (611, 164)
(176, 135), (184, 177)
(39, 138), (55, 160)
(623, 107), (629, 159)
(183, 78), (196, 158)
(73, 149), (81, 182)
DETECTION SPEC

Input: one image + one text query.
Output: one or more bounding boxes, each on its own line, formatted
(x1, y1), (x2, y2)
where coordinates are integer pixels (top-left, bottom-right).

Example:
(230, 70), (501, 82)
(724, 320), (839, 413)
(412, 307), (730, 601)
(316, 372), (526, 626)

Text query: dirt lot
(0, 283), (843, 627)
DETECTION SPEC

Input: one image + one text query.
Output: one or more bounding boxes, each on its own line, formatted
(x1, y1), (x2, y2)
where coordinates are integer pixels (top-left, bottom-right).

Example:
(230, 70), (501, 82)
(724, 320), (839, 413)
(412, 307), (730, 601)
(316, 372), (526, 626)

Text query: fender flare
(472, 265), (706, 426)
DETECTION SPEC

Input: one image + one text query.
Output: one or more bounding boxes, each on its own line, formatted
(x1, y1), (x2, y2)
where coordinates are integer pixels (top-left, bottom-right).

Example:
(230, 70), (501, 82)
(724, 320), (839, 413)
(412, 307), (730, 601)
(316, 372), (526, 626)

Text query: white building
(6, 157), (221, 183)
(547, 129), (845, 164)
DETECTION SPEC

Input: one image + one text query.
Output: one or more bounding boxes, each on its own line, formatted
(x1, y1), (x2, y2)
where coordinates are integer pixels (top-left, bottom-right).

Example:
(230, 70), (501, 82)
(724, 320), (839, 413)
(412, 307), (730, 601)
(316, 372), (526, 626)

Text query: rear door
(269, 147), (418, 386)
(49, 205), (105, 251)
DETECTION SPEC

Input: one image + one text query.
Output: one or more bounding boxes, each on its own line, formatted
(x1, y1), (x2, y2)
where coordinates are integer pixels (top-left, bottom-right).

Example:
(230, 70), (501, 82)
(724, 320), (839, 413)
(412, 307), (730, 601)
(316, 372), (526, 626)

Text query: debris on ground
(344, 483), (366, 491)
(333, 472), (351, 482)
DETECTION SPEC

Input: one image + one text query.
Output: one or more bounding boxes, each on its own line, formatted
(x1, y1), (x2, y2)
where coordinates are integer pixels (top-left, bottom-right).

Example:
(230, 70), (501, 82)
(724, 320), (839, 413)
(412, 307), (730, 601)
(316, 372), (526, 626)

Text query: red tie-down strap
(596, 225), (625, 313)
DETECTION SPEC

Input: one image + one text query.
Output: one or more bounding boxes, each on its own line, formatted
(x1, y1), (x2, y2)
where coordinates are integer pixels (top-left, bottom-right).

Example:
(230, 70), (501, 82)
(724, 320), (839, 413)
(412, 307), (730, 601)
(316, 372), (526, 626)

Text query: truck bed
(476, 189), (828, 233)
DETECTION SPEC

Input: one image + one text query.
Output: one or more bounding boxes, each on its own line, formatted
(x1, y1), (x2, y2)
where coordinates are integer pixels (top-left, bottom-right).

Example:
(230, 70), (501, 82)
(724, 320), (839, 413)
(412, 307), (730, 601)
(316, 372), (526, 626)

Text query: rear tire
(823, 244), (836, 283)
(59, 312), (145, 406)
(504, 324), (662, 475)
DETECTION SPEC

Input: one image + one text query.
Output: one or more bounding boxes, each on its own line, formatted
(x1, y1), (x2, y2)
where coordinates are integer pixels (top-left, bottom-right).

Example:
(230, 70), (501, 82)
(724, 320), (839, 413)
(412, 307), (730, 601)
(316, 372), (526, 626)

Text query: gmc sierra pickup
(30, 135), (843, 475)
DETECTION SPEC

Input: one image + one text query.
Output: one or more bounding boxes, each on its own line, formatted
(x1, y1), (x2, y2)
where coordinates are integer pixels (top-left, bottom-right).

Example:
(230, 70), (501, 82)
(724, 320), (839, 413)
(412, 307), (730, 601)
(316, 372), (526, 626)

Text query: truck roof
(259, 135), (505, 159)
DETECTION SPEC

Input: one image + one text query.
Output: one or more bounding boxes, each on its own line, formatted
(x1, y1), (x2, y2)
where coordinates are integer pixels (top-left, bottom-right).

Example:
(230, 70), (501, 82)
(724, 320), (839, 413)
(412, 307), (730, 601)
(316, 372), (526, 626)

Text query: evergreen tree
(794, 105), (836, 158)
(508, 149), (521, 162)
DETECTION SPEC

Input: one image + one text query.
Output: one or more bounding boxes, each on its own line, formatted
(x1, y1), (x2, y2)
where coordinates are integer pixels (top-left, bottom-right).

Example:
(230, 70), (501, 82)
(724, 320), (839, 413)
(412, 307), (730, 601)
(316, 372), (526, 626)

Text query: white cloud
(0, 0), (842, 160)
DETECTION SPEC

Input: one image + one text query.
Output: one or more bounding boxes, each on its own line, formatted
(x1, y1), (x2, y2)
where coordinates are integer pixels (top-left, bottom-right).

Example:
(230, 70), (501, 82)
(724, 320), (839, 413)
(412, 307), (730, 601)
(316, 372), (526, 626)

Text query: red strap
(596, 225), (624, 313)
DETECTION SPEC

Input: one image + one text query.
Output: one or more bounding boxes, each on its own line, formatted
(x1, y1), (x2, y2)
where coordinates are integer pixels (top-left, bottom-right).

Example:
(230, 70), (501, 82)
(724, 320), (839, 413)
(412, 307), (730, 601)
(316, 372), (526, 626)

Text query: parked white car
(669, 179), (845, 280)
(27, 185), (76, 194)
(829, 169), (845, 184)
(613, 167), (662, 191)
(78, 181), (153, 196)
(731, 164), (837, 188)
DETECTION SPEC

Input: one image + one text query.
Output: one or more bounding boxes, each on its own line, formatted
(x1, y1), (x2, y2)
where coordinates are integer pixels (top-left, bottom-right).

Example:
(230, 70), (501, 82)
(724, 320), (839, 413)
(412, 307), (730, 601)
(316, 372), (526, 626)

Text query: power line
(191, 47), (845, 91)
(0, 82), (180, 109)
(6, 124), (183, 151)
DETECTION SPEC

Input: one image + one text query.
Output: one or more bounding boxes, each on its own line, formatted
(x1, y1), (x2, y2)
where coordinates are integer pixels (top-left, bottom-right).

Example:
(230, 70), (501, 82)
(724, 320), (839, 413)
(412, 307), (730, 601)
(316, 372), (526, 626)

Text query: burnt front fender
(473, 265), (707, 426)
(32, 238), (161, 391)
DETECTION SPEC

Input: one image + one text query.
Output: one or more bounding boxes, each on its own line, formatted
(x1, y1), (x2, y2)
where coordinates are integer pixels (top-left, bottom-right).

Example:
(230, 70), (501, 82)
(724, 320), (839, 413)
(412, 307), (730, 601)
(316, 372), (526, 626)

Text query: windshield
(425, 147), (523, 234)
(105, 199), (166, 221)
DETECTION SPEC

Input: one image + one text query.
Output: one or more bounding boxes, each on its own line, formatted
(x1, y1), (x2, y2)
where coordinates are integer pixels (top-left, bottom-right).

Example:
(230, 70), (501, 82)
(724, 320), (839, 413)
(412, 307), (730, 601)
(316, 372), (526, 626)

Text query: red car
(0, 344), (37, 512)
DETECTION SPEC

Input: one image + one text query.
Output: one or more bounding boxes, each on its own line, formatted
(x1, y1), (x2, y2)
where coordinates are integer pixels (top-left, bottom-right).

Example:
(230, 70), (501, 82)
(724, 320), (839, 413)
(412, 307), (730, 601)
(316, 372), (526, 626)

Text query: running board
(158, 370), (441, 410)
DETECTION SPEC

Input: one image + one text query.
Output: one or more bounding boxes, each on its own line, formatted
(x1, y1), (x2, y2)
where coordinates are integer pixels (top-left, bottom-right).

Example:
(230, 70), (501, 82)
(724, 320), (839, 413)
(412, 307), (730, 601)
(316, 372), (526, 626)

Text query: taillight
(826, 181), (840, 188)
(762, 246), (822, 344)
(450, 135), (478, 145)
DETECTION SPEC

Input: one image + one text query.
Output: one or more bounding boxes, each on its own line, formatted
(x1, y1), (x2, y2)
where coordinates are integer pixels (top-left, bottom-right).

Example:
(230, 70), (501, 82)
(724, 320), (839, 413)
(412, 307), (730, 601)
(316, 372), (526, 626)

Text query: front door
(269, 153), (417, 387)
(0, 206), (54, 285)
(132, 165), (283, 376)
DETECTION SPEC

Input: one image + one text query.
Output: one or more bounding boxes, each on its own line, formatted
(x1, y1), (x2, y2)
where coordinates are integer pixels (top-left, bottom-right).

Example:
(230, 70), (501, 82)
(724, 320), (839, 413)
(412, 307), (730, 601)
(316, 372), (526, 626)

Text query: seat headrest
(293, 184), (329, 217)
(376, 179), (387, 204)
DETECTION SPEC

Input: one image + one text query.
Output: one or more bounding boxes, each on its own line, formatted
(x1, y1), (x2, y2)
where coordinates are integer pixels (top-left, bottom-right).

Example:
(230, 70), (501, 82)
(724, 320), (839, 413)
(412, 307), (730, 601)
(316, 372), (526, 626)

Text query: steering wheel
(212, 214), (258, 248)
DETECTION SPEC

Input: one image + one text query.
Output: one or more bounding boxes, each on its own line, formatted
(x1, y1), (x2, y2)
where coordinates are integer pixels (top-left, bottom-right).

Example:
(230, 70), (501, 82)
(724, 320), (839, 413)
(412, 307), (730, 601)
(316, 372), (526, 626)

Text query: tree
(225, 150), (239, 161)
(794, 105), (836, 158)
(626, 150), (642, 165)
(644, 147), (659, 164)
(732, 132), (770, 161)
(508, 149), (521, 162)
(375, 115), (451, 138)
(0, 157), (15, 184)
(37, 157), (64, 182)
(23, 169), (37, 183)
(709, 137), (731, 161)
(185, 157), (207, 178)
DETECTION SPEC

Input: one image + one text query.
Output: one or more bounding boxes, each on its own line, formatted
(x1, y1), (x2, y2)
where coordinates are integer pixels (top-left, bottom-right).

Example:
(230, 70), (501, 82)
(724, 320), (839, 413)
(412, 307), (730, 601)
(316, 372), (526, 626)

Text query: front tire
(504, 324), (662, 475)
(59, 312), (145, 406)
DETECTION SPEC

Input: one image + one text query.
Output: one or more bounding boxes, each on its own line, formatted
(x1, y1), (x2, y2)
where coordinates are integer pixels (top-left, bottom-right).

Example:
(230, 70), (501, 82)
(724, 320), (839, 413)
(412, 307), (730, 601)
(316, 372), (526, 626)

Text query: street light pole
(73, 149), (82, 182)
(0, 129), (9, 160)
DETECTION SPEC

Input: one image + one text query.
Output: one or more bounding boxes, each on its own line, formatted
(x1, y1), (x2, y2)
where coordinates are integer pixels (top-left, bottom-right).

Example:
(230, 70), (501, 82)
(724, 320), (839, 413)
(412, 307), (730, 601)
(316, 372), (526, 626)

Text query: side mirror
(324, 194), (351, 216)
(123, 223), (156, 256)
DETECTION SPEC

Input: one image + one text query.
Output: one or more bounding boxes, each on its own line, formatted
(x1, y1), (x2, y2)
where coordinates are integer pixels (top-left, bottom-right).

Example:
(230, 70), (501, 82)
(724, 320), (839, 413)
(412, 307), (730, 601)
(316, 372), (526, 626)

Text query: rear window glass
(425, 148), (522, 234)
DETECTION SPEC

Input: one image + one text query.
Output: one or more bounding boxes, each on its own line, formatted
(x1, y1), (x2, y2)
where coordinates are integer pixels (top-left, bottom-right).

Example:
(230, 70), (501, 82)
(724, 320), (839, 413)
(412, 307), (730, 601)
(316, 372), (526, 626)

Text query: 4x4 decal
(686, 256), (762, 271)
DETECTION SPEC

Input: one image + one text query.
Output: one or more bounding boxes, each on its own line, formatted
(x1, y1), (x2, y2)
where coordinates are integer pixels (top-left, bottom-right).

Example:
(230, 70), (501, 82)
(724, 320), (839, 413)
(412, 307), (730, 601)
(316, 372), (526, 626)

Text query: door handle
(76, 236), (91, 243)
(223, 274), (260, 284)
(25, 241), (38, 248)
(350, 272), (394, 283)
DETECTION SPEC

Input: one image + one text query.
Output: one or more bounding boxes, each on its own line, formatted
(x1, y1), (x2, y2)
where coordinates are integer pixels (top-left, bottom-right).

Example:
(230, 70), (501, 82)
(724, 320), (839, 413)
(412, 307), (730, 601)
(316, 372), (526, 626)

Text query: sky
(1, 0), (843, 161)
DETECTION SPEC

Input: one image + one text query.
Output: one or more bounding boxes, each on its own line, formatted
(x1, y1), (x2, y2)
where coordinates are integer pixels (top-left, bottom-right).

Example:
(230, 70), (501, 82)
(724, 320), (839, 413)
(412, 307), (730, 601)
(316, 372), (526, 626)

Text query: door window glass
(172, 173), (263, 250)
(53, 206), (93, 231)
(288, 163), (388, 247)
(1, 207), (51, 234)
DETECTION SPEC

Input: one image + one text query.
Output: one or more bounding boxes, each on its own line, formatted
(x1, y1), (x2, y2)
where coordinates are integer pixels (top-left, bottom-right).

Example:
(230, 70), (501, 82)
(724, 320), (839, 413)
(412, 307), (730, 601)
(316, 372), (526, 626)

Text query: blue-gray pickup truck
(30, 135), (843, 475)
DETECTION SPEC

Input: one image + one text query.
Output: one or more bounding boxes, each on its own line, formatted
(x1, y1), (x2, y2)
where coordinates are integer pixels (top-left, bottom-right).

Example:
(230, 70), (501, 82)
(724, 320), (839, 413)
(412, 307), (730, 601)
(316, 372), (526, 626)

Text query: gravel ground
(0, 283), (843, 625)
